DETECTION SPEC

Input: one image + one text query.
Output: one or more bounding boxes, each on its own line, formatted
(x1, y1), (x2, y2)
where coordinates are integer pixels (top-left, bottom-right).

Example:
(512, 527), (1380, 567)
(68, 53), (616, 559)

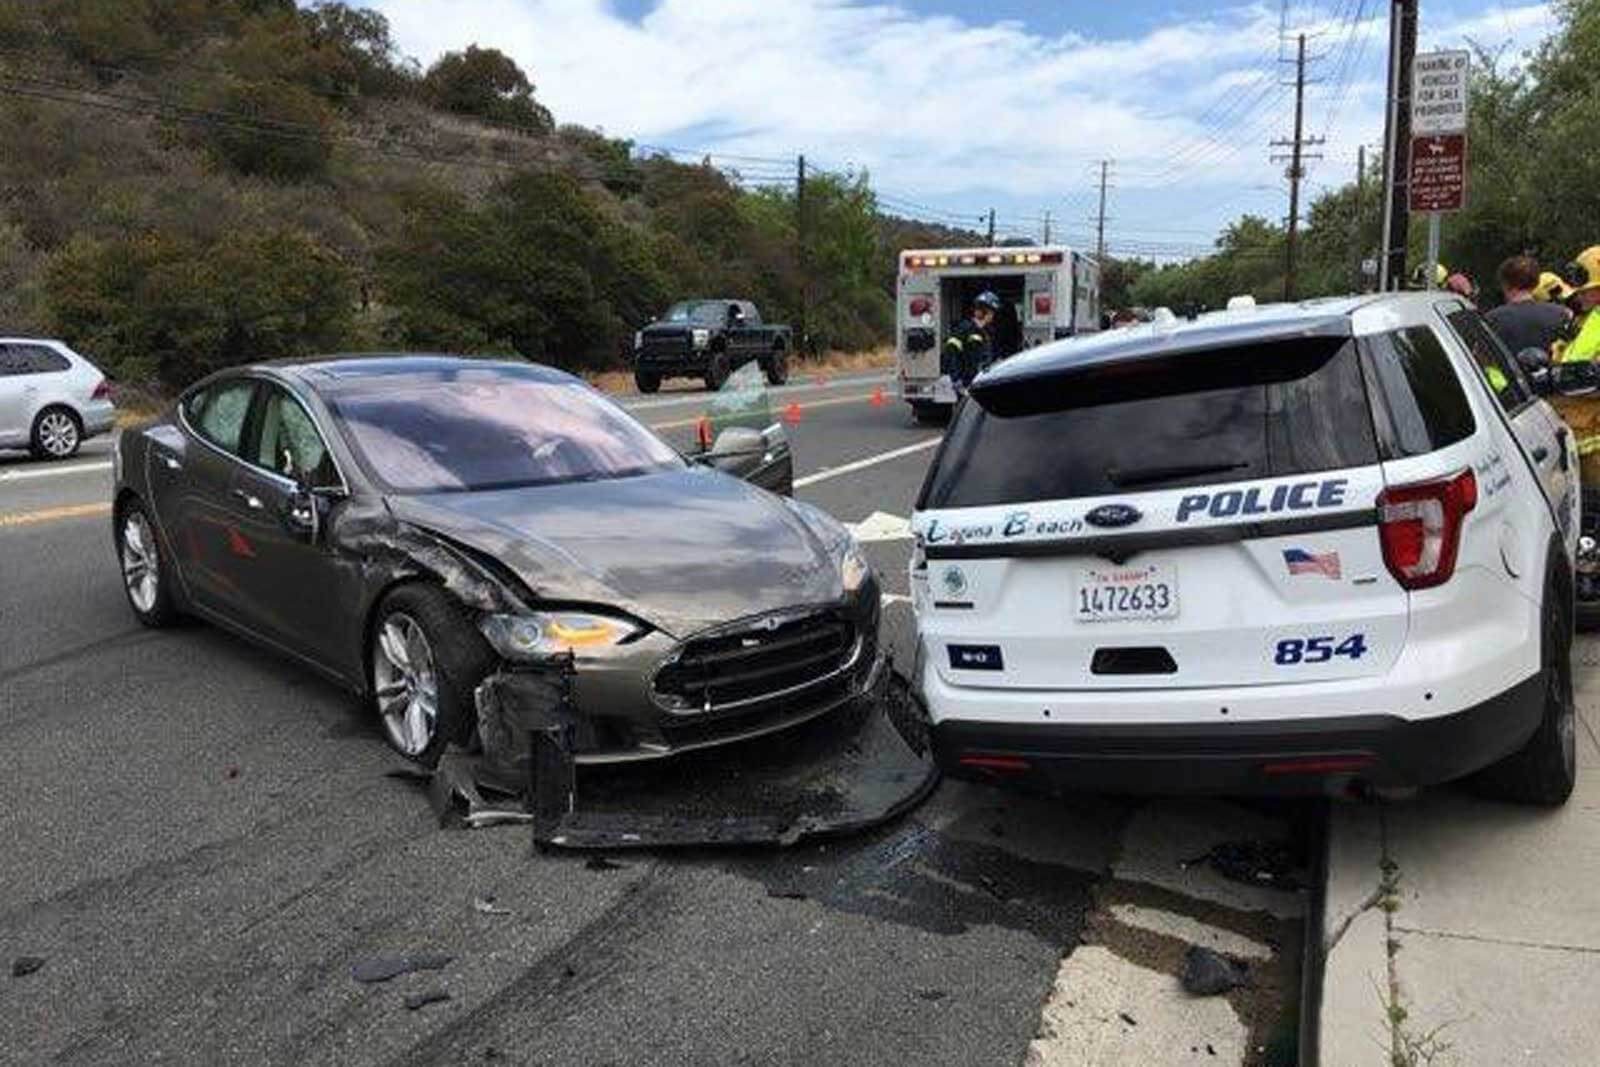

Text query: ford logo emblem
(1085, 504), (1142, 529)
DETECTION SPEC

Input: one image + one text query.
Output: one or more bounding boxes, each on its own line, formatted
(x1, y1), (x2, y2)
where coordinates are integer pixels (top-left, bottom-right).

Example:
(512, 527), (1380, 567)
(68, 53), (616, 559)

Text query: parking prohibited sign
(1409, 135), (1467, 213)
(1412, 50), (1469, 136)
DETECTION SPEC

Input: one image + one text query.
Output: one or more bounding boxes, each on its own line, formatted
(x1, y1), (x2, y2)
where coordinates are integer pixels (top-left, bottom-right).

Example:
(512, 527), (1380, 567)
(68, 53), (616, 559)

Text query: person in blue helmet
(941, 290), (1001, 388)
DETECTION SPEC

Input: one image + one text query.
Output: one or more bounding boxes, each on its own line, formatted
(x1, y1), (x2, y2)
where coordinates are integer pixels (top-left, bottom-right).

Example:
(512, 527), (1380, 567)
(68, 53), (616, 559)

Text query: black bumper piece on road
(932, 671), (1547, 796)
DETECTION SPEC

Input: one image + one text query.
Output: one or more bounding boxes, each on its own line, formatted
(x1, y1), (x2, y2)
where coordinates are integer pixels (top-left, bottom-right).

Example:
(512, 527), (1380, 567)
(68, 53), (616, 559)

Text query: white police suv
(911, 293), (1580, 804)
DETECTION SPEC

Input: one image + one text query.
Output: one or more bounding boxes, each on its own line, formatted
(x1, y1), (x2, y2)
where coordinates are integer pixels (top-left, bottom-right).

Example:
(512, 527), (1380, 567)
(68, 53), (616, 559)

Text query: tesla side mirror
(709, 425), (765, 458)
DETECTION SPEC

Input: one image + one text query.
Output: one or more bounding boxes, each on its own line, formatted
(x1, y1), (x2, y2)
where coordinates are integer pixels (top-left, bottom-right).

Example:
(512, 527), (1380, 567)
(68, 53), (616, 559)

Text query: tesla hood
(387, 467), (846, 638)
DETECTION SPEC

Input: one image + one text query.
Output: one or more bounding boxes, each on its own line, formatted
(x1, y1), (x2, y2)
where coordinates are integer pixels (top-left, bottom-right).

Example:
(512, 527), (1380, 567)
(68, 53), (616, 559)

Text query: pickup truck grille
(652, 609), (861, 718)
(638, 332), (692, 359)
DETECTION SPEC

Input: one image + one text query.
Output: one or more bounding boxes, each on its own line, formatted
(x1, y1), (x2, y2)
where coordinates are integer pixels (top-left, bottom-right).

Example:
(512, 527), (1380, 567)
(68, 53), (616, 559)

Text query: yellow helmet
(1410, 262), (1448, 289)
(1534, 271), (1574, 303)
(1563, 246), (1600, 295)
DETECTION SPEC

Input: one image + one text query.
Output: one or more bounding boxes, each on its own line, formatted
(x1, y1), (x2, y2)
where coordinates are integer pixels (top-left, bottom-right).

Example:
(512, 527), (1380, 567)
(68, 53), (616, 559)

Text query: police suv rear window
(1357, 327), (1475, 458)
(920, 337), (1378, 509)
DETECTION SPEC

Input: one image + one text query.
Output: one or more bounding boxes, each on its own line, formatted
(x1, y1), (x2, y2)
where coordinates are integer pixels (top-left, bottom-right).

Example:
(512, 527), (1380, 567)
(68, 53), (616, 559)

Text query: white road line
(0, 460), (113, 483)
(793, 437), (941, 489)
(618, 372), (889, 411)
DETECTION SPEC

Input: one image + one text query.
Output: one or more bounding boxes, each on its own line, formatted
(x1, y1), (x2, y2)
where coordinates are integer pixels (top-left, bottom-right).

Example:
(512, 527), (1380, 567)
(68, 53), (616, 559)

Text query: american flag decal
(1283, 548), (1342, 579)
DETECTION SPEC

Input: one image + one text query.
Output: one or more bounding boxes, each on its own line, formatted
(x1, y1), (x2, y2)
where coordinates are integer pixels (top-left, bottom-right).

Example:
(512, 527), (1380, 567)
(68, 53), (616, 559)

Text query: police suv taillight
(1376, 469), (1477, 590)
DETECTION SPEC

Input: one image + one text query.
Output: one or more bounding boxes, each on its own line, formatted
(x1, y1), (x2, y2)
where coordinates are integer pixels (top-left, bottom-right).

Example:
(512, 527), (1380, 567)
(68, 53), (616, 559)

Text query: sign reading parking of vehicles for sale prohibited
(1409, 50), (1470, 214)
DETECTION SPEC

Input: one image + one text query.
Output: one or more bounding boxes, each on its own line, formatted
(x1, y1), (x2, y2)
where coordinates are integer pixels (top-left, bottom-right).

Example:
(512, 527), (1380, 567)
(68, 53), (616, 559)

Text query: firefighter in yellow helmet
(1410, 262), (1449, 290)
(1557, 247), (1600, 364)
(1535, 271), (1574, 305)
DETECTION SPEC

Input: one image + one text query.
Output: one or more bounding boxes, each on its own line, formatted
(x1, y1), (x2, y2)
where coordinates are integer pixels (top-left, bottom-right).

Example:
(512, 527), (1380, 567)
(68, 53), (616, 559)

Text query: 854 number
(1274, 634), (1368, 665)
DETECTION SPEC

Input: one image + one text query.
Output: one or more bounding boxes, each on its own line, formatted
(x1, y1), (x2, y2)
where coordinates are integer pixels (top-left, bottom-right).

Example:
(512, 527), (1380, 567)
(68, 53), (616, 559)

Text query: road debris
(1118, 1012), (1138, 1027)
(1182, 840), (1304, 892)
(472, 895), (512, 916)
(11, 955), (45, 977)
(766, 888), (809, 901)
(403, 990), (452, 1011)
(915, 988), (947, 1002)
(351, 954), (453, 984)
(1179, 945), (1251, 996)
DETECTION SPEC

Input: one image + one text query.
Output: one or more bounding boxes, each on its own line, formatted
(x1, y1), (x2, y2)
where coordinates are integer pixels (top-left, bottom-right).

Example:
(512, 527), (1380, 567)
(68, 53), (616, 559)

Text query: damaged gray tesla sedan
(112, 356), (882, 764)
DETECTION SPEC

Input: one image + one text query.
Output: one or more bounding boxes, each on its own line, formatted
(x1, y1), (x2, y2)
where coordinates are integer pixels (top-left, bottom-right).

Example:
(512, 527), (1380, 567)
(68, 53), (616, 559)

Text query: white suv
(911, 293), (1579, 805)
(0, 339), (116, 459)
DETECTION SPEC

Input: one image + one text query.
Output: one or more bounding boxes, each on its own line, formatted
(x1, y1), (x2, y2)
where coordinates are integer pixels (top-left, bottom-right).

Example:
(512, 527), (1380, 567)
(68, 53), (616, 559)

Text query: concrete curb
(1315, 800), (1392, 1066)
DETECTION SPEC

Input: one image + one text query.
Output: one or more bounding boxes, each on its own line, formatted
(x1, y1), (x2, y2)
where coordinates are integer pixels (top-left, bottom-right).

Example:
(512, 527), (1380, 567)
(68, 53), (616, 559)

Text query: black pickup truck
(632, 299), (793, 393)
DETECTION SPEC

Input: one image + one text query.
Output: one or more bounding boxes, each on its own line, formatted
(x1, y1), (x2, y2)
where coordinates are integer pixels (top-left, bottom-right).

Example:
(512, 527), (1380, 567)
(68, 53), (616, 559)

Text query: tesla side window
(329, 369), (684, 493)
(255, 387), (340, 488)
(186, 380), (256, 454)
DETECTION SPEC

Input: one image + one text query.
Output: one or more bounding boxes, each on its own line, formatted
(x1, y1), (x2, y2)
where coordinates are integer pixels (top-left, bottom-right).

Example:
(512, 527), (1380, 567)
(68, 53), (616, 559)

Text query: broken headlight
(478, 611), (641, 661)
(841, 542), (871, 595)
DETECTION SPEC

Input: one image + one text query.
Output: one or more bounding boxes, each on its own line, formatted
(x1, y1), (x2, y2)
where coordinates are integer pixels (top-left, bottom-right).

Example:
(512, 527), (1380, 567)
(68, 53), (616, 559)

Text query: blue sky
(373, 0), (1559, 259)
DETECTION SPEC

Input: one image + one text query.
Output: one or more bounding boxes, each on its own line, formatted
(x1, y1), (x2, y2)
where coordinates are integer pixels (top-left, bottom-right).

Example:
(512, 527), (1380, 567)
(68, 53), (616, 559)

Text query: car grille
(652, 609), (861, 719)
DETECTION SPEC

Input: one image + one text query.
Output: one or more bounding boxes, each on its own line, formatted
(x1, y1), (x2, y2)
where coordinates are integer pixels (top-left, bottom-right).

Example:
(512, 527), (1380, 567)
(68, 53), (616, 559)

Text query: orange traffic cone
(869, 385), (886, 407)
(696, 416), (713, 450)
(783, 401), (803, 425)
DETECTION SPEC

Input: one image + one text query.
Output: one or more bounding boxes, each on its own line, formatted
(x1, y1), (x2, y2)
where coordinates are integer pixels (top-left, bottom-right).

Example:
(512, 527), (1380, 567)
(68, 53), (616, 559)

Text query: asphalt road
(0, 374), (1309, 1066)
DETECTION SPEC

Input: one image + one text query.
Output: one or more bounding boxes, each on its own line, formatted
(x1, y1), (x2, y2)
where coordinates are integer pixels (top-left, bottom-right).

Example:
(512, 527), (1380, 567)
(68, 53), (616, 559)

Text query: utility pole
(985, 208), (996, 245)
(1094, 160), (1111, 262)
(796, 154), (807, 353)
(1271, 34), (1324, 302)
(1351, 144), (1367, 292)
(1042, 209), (1052, 245)
(1379, 0), (1418, 290)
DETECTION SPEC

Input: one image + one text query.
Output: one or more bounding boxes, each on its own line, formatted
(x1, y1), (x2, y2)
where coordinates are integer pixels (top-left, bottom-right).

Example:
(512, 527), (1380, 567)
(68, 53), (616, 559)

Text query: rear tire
(634, 370), (661, 394)
(368, 584), (496, 767)
(1474, 576), (1576, 806)
(31, 406), (82, 459)
(764, 346), (789, 386)
(911, 402), (949, 426)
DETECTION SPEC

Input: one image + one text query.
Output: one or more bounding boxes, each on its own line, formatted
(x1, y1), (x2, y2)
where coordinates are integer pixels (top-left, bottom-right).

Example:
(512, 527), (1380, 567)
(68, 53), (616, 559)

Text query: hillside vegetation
(0, 0), (971, 390)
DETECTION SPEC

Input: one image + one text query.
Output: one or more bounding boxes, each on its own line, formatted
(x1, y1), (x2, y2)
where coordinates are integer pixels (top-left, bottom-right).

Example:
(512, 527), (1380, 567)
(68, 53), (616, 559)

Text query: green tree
(422, 46), (553, 131)
(44, 227), (355, 387)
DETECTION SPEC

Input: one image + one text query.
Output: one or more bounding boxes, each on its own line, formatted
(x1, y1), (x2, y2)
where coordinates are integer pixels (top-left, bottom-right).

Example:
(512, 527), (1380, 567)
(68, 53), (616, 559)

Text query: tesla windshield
(330, 370), (684, 492)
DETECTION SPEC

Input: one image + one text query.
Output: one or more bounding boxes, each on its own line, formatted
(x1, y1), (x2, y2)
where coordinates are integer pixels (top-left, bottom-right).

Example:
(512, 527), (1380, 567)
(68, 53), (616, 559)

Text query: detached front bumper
(932, 670), (1546, 796)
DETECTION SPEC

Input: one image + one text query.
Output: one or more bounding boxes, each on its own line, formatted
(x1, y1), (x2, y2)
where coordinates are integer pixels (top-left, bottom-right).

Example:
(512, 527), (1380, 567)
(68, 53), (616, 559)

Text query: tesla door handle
(231, 489), (264, 511)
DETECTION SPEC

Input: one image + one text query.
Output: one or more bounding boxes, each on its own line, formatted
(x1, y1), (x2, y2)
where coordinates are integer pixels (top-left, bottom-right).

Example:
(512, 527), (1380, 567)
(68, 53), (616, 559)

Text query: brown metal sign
(1408, 134), (1467, 213)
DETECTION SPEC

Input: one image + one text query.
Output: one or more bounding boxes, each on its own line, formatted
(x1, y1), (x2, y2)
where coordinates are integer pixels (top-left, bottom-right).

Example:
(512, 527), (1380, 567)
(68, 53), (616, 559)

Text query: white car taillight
(1377, 469), (1477, 589)
(92, 378), (111, 401)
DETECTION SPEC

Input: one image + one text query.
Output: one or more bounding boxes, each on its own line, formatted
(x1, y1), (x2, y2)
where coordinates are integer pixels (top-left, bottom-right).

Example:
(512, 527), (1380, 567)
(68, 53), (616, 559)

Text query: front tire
(764, 346), (789, 386)
(369, 584), (495, 766)
(704, 349), (731, 391)
(31, 406), (82, 459)
(634, 370), (661, 394)
(118, 499), (179, 627)
(1474, 578), (1576, 806)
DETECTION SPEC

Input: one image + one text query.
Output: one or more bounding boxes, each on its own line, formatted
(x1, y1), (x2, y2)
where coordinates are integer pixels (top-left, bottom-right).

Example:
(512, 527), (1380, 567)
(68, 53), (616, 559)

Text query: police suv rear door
(912, 320), (1408, 690)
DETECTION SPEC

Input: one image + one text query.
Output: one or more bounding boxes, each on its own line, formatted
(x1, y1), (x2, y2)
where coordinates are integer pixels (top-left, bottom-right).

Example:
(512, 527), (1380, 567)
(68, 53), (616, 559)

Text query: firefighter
(1558, 247), (1600, 364)
(941, 290), (1001, 387)
(1535, 271), (1574, 305)
(1410, 262), (1449, 290)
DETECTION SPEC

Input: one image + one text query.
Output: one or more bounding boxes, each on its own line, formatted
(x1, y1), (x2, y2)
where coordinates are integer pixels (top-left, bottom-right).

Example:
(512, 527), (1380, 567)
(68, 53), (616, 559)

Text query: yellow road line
(646, 392), (881, 431)
(0, 501), (112, 529)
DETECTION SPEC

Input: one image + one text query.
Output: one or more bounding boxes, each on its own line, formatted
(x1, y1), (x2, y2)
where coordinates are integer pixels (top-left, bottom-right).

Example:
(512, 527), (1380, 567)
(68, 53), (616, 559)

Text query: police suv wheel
(634, 370), (661, 394)
(1474, 577), (1576, 806)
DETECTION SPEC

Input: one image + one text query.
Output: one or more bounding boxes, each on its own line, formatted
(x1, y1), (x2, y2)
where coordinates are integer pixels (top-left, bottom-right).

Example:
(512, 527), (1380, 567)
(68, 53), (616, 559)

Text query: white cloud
(370, 0), (1560, 247)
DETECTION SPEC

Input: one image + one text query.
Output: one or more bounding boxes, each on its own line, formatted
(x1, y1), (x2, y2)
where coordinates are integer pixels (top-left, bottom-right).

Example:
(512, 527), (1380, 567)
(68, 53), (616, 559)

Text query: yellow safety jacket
(1559, 311), (1600, 364)
(1486, 364), (1509, 393)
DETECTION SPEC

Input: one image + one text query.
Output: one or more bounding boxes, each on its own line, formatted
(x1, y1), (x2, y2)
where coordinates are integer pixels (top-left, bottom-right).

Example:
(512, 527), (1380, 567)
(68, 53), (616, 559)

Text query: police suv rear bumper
(931, 670), (1546, 795)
